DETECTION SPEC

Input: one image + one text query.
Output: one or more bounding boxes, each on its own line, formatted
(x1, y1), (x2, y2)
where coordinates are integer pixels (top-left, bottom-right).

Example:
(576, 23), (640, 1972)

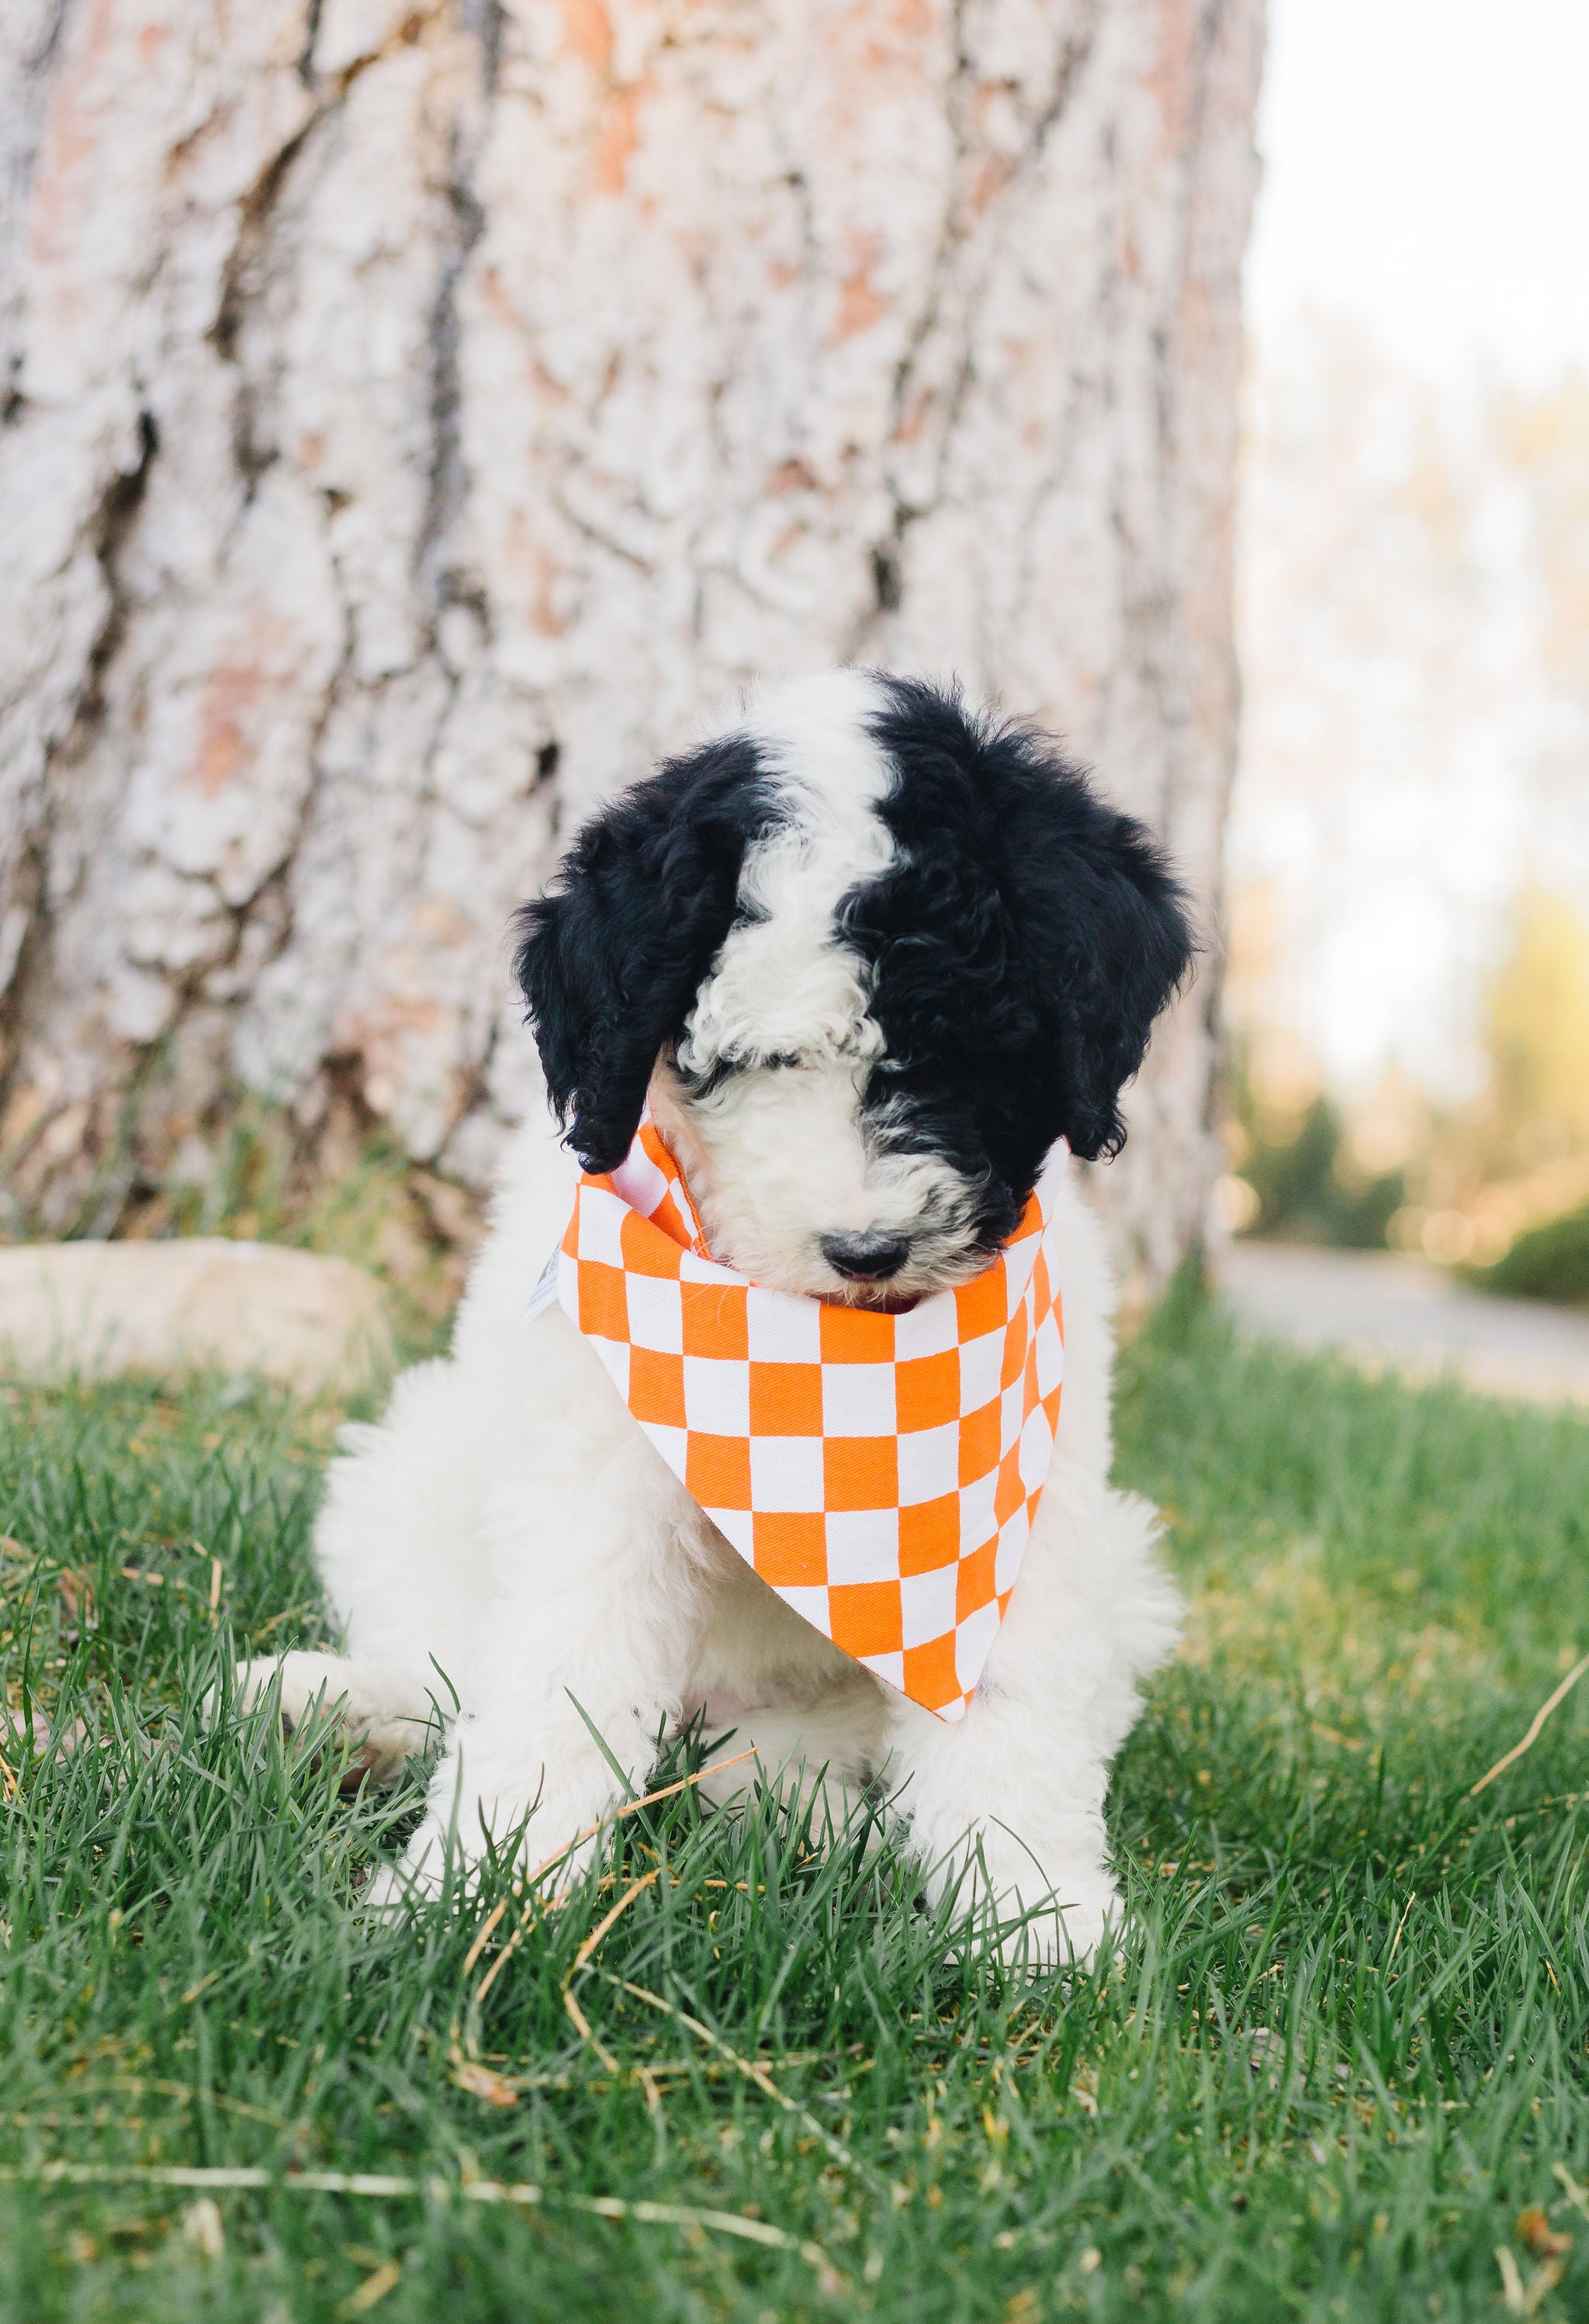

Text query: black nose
(820, 1230), (911, 1281)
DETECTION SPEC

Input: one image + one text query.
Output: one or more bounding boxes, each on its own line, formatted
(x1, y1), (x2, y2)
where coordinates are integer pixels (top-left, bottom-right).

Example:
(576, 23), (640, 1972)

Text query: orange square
(957, 1398), (999, 1486)
(829, 1580), (903, 1659)
(993, 1447), (1025, 1525)
(686, 1432), (752, 1509)
(902, 1633), (961, 1712)
(956, 1539), (998, 1621)
(954, 1265), (1006, 1342)
(823, 1436), (899, 1511)
(620, 1209), (683, 1279)
(1000, 1305), (1030, 1389)
(749, 1361), (824, 1436)
(819, 1303), (897, 1364)
(628, 1346), (686, 1429)
(1041, 1385), (1062, 1430)
(752, 1510), (828, 1586)
(896, 1349), (960, 1433)
(651, 1188), (697, 1249)
(680, 1282), (749, 1361)
(898, 1495), (960, 1574)
(578, 1261), (628, 1342)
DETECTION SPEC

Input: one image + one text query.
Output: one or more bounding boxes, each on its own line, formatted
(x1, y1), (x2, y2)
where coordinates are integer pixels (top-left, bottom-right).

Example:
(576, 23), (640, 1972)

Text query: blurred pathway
(1217, 1242), (1589, 1409)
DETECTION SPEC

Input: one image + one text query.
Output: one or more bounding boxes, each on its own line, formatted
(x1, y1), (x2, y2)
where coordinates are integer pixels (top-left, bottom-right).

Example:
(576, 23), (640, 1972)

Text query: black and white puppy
(235, 669), (1193, 1961)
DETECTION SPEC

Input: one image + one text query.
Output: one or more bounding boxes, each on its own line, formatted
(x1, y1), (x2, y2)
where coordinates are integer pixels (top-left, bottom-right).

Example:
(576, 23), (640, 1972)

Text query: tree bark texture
(1, 0), (1263, 1295)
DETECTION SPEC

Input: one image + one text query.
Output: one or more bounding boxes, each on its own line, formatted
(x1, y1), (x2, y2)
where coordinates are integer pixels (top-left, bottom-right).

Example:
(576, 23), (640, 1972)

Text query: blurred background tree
(0, 0), (1265, 1304)
(1210, 0), (1589, 1313)
(1224, 320), (1589, 1305)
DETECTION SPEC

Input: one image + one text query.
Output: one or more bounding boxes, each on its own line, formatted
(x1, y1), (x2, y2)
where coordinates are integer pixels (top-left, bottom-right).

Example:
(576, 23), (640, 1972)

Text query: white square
(822, 1361), (896, 1437)
(1001, 1376), (1026, 1452)
(825, 1509), (899, 1583)
(899, 1567), (957, 1649)
(684, 1355), (750, 1434)
(896, 1422), (959, 1507)
(895, 1293), (959, 1360)
(1019, 1403), (1055, 1492)
(678, 1249), (738, 1288)
(954, 1599), (1002, 1696)
(747, 1291), (822, 1364)
(959, 1473), (997, 1547)
(590, 1337), (630, 1403)
(638, 1419), (687, 1482)
(749, 1436), (825, 1512)
(1033, 1309), (1064, 1394)
(957, 1330), (1004, 1416)
(709, 1506), (756, 1561)
(577, 1188), (625, 1264)
(995, 1509), (1031, 1593)
(860, 1648), (905, 1693)
(625, 1273), (684, 1354)
(611, 1144), (668, 1219)
(776, 1583), (831, 1634)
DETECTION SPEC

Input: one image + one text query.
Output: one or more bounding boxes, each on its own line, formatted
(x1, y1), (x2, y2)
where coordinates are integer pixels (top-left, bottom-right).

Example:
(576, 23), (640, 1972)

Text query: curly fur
(230, 669), (1193, 1964)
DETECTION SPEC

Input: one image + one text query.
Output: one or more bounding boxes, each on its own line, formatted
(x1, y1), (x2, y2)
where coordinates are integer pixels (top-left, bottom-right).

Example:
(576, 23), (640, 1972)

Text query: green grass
(3, 1299), (1589, 2321)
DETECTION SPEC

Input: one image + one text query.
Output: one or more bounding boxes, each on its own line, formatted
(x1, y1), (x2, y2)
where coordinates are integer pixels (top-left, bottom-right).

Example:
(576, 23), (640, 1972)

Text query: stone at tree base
(0, 1239), (394, 1397)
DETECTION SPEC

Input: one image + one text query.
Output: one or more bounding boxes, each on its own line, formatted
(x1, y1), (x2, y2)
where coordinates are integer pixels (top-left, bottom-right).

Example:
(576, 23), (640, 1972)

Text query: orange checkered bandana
(540, 1121), (1065, 1721)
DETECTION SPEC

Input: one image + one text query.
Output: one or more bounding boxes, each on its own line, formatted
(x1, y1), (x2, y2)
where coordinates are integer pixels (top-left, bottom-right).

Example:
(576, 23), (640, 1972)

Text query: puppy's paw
(216, 1652), (430, 1790)
(225, 1651), (342, 1727)
(992, 1878), (1119, 1974)
(359, 1849), (447, 1918)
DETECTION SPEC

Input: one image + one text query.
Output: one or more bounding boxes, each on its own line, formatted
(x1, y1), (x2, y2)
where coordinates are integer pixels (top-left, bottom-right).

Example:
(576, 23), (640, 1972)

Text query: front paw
(358, 1789), (605, 1920)
(216, 1653), (431, 1788)
(981, 1870), (1118, 1972)
(360, 1836), (448, 1917)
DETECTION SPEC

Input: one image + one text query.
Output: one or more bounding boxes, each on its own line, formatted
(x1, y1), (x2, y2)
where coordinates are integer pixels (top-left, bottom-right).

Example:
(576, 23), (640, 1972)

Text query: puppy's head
(515, 669), (1193, 1304)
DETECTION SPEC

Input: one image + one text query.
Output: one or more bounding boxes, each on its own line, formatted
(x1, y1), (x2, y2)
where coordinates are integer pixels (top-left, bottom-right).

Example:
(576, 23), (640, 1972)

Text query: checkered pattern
(552, 1121), (1065, 1721)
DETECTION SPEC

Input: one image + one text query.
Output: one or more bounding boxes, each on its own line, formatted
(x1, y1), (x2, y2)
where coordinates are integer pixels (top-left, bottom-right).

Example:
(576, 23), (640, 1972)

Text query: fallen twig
(599, 1970), (855, 2171)
(460, 1745), (756, 2008)
(1470, 1651), (1589, 1797)
(0, 2160), (840, 2279)
(561, 1867), (662, 2073)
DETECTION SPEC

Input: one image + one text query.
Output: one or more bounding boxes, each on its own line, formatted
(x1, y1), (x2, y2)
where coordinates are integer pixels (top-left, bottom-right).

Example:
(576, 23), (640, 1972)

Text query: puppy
(234, 669), (1193, 1963)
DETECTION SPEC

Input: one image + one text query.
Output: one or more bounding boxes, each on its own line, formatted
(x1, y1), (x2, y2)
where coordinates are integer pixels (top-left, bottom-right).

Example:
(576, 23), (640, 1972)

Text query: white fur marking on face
(663, 672), (984, 1302)
(676, 669), (897, 1081)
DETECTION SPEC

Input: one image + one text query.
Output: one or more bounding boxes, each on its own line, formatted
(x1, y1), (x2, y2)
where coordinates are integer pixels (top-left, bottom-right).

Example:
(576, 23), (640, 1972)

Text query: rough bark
(1, 0), (1263, 1298)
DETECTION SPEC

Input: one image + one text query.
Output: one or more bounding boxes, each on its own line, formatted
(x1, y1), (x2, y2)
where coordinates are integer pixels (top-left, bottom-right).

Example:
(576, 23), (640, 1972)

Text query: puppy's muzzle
(819, 1229), (911, 1282)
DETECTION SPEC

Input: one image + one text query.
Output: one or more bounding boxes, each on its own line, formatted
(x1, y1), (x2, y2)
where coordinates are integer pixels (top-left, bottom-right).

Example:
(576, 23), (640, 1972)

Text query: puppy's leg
(369, 1391), (711, 1907)
(693, 1679), (888, 1836)
(883, 1474), (1180, 1968)
(216, 1354), (494, 1790)
(227, 1653), (439, 1788)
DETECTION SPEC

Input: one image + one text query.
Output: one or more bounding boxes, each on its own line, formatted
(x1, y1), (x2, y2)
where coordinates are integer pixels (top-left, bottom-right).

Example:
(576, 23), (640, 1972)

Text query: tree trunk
(1, 0), (1262, 1300)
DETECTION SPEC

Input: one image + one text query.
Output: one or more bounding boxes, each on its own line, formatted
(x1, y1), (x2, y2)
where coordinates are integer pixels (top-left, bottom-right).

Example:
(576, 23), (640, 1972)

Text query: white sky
(1233, 0), (1589, 1098)
(1248, 0), (1589, 387)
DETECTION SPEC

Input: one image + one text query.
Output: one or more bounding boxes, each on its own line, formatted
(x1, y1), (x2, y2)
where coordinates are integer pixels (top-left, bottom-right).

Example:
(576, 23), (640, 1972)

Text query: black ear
(999, 742), (1197, 1163)
(857, 677), (1196, 1171)
(513, 734), (776, 1171)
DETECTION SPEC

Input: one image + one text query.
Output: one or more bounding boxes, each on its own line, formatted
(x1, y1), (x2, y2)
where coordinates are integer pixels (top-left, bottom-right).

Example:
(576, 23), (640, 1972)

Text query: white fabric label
(524, 1244), (562, 1321)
